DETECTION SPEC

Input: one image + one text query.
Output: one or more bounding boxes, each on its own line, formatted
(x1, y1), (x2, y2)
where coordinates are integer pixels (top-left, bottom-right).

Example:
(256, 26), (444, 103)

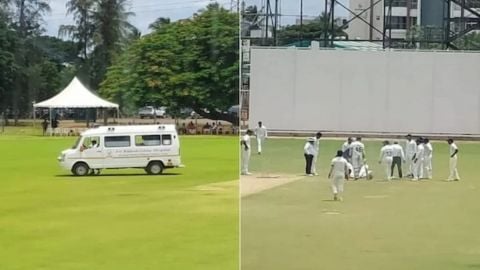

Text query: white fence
(249, 48), (480, 135)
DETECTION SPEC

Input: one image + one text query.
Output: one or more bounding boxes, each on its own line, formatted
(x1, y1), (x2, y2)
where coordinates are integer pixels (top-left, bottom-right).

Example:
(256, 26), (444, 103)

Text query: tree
(277, 12), (347, 46)
(0, 11), (18, 117)
(6, 0), (51, 122)
(100, 4), (239, 124)
(60, 0), (135, 89)
(148, 17), (170, 31)
(59, 0), (95, 61)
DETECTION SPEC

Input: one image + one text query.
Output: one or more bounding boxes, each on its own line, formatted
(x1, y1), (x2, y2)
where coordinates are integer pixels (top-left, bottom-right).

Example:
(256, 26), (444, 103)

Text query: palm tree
(93, 0), (135, 65)
(149, 17), (170, 31)
(59, 0), (95, 61)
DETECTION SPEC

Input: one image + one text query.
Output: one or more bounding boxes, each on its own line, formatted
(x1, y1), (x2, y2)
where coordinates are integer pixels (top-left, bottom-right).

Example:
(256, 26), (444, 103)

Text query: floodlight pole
(32, 101), (35, 128)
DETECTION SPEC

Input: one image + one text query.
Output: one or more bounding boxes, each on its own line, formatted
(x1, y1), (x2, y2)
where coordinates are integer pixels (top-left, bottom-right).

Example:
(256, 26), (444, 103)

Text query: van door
(159, 133), (179, 167)
(103, 135), (132, 168)
(80, 136), (103, 169)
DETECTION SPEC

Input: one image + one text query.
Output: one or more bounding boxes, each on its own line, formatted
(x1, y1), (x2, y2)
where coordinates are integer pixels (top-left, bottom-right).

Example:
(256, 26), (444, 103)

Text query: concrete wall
(249, 48), (480, 135)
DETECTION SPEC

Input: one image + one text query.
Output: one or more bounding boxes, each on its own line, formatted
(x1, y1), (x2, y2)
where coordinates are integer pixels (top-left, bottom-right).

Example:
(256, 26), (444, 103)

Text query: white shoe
(241, 172), (252, 176)
(412, 178), (419, 181)
(306, 174), (313, 176)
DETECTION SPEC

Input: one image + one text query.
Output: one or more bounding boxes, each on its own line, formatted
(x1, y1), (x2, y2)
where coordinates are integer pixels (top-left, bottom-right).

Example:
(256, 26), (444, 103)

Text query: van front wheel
(72, 162), (89, 176)
(146, 161), (163, 175)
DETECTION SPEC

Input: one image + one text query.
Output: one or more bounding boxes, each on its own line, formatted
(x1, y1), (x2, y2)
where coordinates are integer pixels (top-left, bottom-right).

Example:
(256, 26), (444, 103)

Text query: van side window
(105, 136), (131, 147)
(83, 136), (100, 148)
(135, 135), (161, 146)
(161, 134), (172, 145)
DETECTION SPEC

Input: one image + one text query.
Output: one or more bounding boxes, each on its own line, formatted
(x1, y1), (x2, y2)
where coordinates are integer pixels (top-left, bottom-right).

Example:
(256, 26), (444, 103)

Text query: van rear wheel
(72, 162), (89, 176)
(146, 161), (163, 175)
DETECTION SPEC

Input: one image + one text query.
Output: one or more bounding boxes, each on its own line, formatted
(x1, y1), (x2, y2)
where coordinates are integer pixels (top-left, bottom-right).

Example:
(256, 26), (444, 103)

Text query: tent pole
(32, 102), (36, 128)
(49, 108), (53, 136)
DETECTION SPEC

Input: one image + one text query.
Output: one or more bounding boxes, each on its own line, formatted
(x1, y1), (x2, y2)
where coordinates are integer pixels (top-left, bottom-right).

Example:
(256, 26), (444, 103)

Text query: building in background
(346, 0), (480, 43)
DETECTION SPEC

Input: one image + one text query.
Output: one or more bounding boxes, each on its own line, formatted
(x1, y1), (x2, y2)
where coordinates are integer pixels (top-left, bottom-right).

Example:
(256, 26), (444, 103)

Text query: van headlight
(58, 154), (65, 162)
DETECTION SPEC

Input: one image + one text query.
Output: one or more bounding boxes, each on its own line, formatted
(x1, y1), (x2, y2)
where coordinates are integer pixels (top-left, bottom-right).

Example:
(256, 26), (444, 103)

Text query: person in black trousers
(391, 141), (405, 179)
(304, 137), (316, 176)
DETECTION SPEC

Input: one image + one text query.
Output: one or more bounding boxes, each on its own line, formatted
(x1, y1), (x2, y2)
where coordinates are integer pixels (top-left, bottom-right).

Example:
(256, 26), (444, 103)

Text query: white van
(58, 125), (183, 176)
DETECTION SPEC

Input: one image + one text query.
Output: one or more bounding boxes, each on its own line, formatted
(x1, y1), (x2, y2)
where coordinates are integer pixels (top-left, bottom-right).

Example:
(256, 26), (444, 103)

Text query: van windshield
(72, 137), (82, 149)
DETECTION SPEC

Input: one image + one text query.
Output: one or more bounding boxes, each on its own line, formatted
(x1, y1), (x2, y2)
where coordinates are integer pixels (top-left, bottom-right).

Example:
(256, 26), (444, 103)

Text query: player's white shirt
(314, 138), (320, 153)
(304, 142), (316, 155)
(241, 134), (251, 151)
(342, 142), (351, 153)
(391, 144), (405, 159)
(449, 143), (458, 157)
(255, 126), (268, 138)
(415, 144), (425, 160)
(424, 142), (433, 157)
(350, 141), (365, 158)
(379, 145), (394, 161)
(331, 157), (348, 177)
(406, 140), (417, 156)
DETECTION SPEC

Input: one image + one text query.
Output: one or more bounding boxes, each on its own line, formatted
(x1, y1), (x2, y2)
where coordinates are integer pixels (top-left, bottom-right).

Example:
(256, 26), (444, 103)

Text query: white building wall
(346, 0), (384, 40)
(249, 48), (480, 135)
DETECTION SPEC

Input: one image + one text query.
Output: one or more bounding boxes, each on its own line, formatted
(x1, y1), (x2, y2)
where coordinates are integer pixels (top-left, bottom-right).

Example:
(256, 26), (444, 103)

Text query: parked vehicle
(58, 125), (183, 176)
(227, 105), (239, 117)
(138, 106), (167, 119)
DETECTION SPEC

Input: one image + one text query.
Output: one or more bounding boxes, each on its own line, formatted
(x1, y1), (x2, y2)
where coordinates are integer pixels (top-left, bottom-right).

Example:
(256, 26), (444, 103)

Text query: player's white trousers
(406, 153), (415, 175)
(424, 155), (432, 179)
(331, 175), (345, 194)
(382, 157), (393, 180)
(448, 156), (460, 180)
(413, 159), (424, 179)
(256, 137), (265, 153)
(241, 149), (251, 174)
(352, 156), (363, 177)
(312, 154), (318, 174)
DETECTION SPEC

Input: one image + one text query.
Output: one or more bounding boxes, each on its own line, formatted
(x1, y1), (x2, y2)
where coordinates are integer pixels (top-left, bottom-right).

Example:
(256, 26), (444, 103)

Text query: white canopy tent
(34, 77), (119, 134)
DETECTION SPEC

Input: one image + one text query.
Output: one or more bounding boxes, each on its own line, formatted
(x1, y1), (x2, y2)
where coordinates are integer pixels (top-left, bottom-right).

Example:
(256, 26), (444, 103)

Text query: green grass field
(242, 138), (480, 270)
(0, 128), (238, 270)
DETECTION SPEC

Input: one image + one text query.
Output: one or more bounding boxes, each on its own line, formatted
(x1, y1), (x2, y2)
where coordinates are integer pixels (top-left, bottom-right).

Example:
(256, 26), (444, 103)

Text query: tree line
(0, 1), (239, 125)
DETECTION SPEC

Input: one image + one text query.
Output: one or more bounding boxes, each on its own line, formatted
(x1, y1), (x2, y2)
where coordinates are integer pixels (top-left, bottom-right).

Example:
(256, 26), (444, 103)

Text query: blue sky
(43, 0), (232, 37)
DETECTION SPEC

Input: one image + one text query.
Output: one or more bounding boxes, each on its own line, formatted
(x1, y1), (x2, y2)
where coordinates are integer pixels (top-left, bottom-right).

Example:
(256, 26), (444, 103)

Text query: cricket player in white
(241, 130), (254, 175)
(447, 139), (460, 181)
(341, 137), (353, 163)
(255, 121), (267, 154)
(350, 137), (365, 179)
(423, 138), (433, 179)
(412, 138), (424, 181)
(405, 134), (417, 177)
(311, 132), (322, 175)
(378, 140), (394, 180)
(328, 150), (349, 201)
